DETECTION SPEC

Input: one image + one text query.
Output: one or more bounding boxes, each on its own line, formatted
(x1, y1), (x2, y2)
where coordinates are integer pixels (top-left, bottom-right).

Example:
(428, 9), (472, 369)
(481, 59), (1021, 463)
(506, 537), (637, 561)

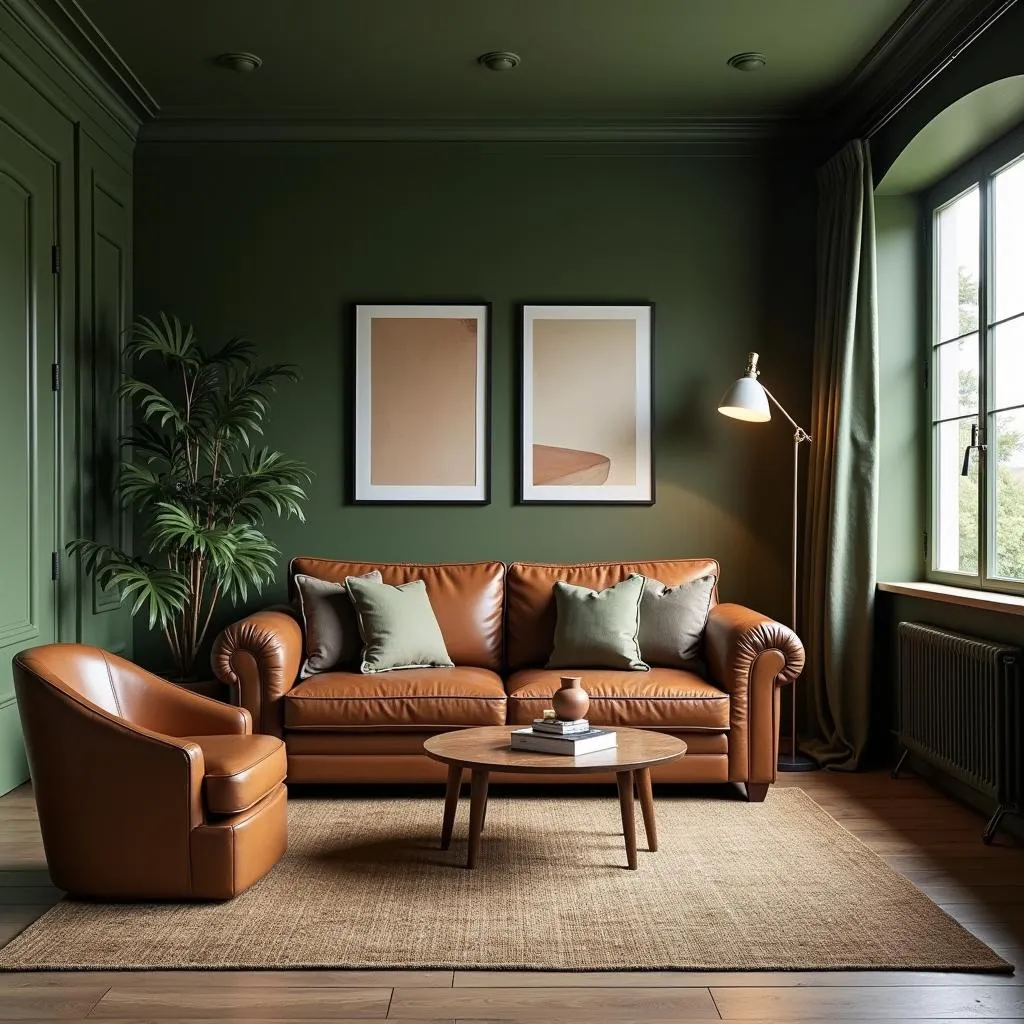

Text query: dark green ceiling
(79, 0), (913, 120)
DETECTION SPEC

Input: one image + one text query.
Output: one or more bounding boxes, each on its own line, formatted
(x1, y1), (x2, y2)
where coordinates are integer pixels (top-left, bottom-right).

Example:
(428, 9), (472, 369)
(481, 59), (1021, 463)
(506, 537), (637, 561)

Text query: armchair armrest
(212, 610), (303, 736)
(109, 658), (251, 736)
(704, 603), (805, 785)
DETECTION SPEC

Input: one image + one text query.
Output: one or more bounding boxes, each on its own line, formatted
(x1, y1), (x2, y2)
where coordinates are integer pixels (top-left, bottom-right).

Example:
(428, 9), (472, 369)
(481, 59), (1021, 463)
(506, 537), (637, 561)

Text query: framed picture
(353, 303), (490, 504)
(520, 303), (654, 505)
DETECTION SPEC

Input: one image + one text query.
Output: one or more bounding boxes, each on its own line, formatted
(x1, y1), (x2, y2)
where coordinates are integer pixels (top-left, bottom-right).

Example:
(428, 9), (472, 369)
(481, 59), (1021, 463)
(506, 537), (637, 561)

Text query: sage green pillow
(346, 576), (454, 674)
(547, 573), (649, 671)
(639, 575), (716, 670)
(295, 570), (382, 678)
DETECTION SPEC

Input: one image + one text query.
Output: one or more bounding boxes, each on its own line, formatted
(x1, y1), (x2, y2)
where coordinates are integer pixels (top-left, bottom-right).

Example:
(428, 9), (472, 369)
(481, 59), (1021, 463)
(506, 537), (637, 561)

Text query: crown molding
(820, 0), (1020, 138)
(0, 0), (158, 137)
(138, 113), (804, 145)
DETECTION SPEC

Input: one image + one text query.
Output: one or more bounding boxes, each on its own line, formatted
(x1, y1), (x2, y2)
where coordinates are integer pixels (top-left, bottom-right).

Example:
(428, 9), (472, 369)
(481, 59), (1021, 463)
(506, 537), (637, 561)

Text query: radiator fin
(897, 621), (1021, 804)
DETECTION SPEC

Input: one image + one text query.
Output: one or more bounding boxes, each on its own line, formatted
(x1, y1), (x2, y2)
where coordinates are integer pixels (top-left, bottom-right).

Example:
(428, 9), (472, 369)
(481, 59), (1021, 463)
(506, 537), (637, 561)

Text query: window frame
(926, 125), (1024, 597)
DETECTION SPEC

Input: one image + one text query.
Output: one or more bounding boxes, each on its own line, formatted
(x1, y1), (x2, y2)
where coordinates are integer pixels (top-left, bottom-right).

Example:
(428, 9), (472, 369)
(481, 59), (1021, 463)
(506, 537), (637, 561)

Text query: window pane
(994, 156), (1024, 323)
(935, 416), (979, 574)
(936, 335), (979, 417)
(993, 407), (1024, 582)
(994, 317), (1024, 410)
(936, 187), (980, 342)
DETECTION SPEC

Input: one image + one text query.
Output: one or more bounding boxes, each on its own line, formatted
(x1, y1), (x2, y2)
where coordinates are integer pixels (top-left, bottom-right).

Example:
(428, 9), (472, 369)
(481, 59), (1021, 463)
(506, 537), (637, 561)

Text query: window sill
(877, 581), (1024, 617)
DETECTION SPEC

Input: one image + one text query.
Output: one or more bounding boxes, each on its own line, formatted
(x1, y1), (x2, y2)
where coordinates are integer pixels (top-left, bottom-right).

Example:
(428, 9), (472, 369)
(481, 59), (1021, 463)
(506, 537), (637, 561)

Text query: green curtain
(802, 140), (879, 771)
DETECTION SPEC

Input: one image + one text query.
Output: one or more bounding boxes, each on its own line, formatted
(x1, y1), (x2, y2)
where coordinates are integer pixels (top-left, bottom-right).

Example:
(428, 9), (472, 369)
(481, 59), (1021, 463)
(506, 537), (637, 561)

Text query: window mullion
(980, 171), (994, 589)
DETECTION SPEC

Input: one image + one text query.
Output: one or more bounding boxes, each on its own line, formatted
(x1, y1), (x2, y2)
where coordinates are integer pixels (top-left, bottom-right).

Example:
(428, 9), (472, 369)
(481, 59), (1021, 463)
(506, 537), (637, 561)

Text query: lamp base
(778, 751), (818, 772)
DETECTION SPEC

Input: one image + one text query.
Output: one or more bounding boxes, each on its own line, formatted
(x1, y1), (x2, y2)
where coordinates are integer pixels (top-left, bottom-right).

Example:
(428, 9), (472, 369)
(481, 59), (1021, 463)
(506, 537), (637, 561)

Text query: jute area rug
(0, 788), (1009, 972)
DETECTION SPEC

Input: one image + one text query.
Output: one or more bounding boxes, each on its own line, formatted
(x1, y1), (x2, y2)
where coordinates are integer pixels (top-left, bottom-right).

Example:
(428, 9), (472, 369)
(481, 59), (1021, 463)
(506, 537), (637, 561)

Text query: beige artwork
(531, 318), (637, 486)
(369, 317), (478, 486)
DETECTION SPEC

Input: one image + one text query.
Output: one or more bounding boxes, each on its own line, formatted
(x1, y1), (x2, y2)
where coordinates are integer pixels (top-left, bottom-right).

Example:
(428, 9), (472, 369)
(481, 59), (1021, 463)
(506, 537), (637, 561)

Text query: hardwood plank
(87, 986), (393, 1019)
(0, 986), (109, 1019)
(387, 987), (719, 1019)
(711, 985), (1024, 1019)
(0, 887), (62, 905)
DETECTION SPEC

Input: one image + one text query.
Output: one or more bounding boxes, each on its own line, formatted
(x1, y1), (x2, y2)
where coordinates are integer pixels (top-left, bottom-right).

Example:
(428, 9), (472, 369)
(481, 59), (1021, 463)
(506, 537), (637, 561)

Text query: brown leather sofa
(13, 644), (288, 899)
(213, 558), (804, 800)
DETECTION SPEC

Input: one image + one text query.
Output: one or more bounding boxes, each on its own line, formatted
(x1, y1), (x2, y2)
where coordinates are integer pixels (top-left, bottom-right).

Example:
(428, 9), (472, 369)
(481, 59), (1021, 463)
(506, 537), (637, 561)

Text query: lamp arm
(761, 385), (812, 442)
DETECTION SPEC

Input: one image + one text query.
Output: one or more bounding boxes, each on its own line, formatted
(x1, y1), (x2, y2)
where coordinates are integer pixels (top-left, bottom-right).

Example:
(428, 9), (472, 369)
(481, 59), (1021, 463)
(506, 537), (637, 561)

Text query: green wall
(875, 194), (924, 585)
(133, 141), (816, 670)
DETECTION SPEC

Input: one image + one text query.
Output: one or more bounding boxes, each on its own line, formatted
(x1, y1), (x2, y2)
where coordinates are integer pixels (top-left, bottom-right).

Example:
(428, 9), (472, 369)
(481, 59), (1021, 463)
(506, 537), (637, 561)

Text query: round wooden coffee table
(423, 725), (687, 870)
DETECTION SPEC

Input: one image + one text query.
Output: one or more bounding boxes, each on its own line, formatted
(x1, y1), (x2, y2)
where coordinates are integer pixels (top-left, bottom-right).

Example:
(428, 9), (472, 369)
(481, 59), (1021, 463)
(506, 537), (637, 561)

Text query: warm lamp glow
(717, 372), (771, 423)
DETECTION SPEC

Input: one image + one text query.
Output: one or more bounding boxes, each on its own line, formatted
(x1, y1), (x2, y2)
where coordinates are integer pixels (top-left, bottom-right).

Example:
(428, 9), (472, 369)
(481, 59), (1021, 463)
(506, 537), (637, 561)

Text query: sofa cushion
(290, 558), (505, 671)
(548, 574), (648, 671)
(506, 667), (729, 731)
(284, 667), (507, 729)
(639, 574), (717, 670)
(506, 560), (720, 671)
(346, 576), (454, 673)
(296, 570), (382, 678)
(183, 734), (286, 816)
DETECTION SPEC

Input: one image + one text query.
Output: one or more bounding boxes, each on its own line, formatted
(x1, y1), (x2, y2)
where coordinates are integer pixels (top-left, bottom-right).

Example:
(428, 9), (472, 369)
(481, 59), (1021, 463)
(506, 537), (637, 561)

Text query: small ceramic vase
(552, 675), (589, 721)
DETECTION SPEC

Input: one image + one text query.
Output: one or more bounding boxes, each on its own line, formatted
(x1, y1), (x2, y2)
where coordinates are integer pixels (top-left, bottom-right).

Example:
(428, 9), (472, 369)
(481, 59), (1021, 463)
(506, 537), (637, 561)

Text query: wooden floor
(2, 770), (1024, 1021)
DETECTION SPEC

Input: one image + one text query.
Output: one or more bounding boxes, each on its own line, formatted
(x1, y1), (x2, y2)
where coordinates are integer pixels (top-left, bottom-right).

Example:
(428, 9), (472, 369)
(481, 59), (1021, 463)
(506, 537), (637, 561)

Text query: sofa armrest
(704, 603), (805, 784)
(212, 610), (303, 737)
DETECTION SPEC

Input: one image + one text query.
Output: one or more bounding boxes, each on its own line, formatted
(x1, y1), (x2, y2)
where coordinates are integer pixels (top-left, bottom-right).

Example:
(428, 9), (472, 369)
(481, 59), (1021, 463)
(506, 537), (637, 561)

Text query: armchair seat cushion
(184, 734), (287, 815)
(283, 667), (507, 730)
(506, 667), (730, 731)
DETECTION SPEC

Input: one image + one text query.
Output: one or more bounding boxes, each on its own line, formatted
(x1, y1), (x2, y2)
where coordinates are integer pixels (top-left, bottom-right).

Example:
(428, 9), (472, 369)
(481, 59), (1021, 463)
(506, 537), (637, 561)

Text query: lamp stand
(762, 390), (817, 773)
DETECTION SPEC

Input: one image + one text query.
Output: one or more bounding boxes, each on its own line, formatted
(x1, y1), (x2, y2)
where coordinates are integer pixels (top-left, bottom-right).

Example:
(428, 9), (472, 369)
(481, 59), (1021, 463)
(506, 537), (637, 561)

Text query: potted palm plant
(70, 314), (311, 682)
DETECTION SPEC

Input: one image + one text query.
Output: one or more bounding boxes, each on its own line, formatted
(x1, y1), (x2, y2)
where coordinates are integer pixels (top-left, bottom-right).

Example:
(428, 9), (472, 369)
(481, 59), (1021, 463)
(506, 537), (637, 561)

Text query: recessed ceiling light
(727, 52), (767, 72)
(216, 52), (263, 73)
(478, 51), (521, 72)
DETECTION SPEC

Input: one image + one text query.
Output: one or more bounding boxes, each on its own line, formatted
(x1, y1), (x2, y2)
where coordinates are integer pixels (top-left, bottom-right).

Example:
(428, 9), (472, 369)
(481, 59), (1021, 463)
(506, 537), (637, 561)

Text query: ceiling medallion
(478, 51), (521, 72)
(216, 52), (263, 73)
(727, 52), (767, 72)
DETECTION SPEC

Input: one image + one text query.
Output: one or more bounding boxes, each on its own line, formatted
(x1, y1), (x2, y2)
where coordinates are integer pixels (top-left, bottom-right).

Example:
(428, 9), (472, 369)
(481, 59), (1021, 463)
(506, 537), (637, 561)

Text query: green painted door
(0, 117), (59, 795)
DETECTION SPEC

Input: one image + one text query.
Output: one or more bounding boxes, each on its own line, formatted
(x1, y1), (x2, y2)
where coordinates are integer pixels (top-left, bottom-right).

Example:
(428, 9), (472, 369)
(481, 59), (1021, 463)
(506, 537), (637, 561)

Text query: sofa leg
(746, 782), (769, 803)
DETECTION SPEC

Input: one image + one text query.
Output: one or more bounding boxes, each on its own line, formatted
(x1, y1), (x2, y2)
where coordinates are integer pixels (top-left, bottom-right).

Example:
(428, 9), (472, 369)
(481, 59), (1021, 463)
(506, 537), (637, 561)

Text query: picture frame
(353, 302), (490, 504)
(519, 303), (654, 505)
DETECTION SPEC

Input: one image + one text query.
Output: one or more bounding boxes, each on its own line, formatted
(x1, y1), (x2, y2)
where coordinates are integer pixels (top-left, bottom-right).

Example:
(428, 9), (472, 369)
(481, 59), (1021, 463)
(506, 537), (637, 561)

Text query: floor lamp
(718, 352), (817, 772)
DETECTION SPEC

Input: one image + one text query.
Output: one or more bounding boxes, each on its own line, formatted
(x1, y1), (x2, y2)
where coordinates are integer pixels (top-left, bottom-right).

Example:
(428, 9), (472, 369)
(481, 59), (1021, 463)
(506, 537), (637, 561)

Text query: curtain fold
(802, 139), (879, 771)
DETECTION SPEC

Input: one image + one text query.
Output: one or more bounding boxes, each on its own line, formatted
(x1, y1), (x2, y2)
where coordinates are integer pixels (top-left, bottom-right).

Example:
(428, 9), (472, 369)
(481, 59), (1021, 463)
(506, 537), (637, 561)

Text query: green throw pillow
(345, 576), (454, 674)
(639, 575), (716, 670)
(295, 570), (382, 678)
(547, 573), (649, 671)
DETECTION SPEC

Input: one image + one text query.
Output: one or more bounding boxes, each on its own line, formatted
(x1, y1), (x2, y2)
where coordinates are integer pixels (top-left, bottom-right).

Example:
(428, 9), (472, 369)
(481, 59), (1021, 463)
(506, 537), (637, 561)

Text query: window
(931, 150), (1024, 591)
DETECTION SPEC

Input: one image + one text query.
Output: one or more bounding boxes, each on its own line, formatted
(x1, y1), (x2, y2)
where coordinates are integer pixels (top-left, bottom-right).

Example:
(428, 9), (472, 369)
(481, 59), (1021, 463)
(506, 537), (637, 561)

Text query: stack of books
(511, 717), (617, 755)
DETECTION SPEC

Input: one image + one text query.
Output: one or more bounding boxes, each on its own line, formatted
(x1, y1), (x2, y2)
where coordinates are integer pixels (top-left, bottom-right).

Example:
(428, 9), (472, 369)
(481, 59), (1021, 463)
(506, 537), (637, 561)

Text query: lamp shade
(718, 375), (771, 422)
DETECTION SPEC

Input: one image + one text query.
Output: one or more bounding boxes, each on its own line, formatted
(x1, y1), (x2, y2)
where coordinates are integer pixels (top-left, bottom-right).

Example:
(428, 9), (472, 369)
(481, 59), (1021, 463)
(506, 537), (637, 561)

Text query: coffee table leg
(467, 769), (489, 869)
(616, 770), (638, 870)
(441, 764), (463, 850)
(636, 767), (657, 852)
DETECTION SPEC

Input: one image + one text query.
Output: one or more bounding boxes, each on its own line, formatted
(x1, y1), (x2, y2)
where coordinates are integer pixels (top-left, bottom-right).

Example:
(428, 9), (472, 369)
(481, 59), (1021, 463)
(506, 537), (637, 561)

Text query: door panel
(74, 134), (133, 655)
(0, 118), (58, 793)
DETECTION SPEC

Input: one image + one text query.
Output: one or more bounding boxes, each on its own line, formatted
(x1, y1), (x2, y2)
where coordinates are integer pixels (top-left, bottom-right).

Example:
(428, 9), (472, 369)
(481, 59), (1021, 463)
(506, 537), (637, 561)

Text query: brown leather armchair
(13, 644), (288, 900)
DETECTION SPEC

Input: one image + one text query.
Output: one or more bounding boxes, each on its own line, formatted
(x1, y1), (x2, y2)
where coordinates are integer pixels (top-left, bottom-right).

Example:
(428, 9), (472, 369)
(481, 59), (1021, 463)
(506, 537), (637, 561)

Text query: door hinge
(51, 244), (60, 274)
(51, 551), (59, 582)
(923, 360), (929, 391)
(923, 531), (929, 561)
(51, 362), (60, 392)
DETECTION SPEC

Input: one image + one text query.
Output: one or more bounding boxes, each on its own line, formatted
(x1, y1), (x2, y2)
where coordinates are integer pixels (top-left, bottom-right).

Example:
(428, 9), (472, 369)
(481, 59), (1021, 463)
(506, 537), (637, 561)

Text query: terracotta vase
(552, 676), (589, 721)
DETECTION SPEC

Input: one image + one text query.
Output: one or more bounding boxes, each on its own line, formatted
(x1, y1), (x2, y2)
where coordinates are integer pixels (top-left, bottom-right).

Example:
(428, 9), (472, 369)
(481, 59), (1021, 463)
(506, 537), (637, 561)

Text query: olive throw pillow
(638, 575), (717, 670)
(295, 570), (382, 678)
(345, 575), (454, 674)
(547, 573), (649, 671)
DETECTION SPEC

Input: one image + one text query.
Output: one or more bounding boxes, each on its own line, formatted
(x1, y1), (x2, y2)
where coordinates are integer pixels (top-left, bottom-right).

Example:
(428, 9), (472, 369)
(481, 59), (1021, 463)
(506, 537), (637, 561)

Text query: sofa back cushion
(289, 558), (505, 671)
(505, 559), (720, 672)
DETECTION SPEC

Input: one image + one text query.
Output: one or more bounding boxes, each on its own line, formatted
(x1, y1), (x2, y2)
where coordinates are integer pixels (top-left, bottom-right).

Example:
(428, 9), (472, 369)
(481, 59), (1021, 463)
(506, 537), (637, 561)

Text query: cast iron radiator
(894, 621), (1022, 843)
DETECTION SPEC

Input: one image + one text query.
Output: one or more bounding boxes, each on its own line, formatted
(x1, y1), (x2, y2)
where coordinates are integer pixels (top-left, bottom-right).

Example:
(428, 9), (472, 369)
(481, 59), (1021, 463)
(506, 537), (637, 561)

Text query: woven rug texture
(0, 788), (1009, 971)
